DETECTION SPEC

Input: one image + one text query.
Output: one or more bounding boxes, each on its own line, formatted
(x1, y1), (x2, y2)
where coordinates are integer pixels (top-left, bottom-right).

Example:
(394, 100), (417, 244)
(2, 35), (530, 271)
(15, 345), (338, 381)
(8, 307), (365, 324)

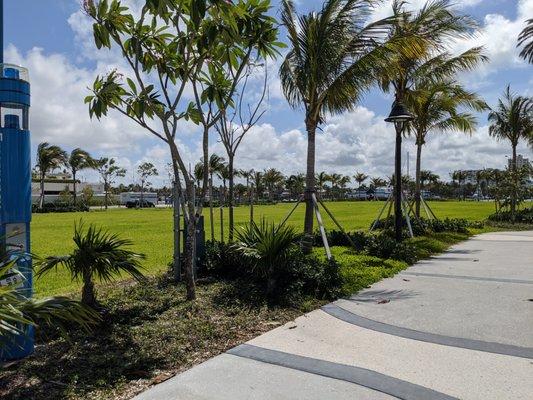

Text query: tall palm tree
(518, 19), (533, 63)
(488, 86), (533, 215)
(263, 168), (285, 201)
(279, 0), (396, 251)
(36, 222), (145, 308)
(36, 142), (68, 209)
(380, 0), (479, 239)
(370, 177), (386, 189)
(316, 171), (330, 197)
(338, 175), (351, 199)
(67, 148), (93, 206)
(406, 79), (487, 217)
(353, 172), (368, 190)
(252, 171), (263, 201)
(451, 170), (467, 200)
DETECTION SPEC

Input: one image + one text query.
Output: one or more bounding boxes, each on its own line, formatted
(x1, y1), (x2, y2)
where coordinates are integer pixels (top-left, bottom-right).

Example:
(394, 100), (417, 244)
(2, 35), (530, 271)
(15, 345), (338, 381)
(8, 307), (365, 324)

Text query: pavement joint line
(227, 344), (458, 400)
(322, 304), (533, 360)
(400, 271), (533, 285)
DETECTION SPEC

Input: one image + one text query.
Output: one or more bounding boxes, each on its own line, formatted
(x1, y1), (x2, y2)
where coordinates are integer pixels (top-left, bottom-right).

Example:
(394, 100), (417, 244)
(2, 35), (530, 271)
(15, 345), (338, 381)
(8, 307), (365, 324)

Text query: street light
(385, 100), (413, 242)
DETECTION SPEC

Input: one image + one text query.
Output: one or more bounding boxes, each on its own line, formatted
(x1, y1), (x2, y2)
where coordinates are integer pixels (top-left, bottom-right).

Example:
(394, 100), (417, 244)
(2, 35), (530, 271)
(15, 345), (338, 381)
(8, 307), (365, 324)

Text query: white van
(120, 192), (158, 208)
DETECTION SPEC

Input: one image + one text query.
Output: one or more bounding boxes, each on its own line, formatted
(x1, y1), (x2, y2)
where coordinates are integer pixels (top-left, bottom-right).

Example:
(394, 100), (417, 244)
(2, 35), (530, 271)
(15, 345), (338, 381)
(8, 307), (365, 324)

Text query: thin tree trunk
(414, 140), (423, 218)
(209, 173), (215, 242)
(73, 170), (77, 206)
(104, 180), (109, 210)
(303, 118), (316, 253)
(39, 172), (45, 209)
(228, 156), (235, 241)
(140, 180), (144, 207)
(511, 144), (517, 216)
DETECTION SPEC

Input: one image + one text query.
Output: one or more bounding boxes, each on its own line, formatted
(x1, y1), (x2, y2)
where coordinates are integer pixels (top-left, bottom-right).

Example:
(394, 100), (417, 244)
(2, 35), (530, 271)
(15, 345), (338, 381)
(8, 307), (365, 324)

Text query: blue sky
(4, 0), (533, 186)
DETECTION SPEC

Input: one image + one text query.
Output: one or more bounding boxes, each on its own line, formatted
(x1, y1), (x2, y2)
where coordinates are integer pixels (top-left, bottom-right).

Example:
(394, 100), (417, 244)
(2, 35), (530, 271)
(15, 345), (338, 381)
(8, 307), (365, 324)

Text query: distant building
(31, 173), (104, 204)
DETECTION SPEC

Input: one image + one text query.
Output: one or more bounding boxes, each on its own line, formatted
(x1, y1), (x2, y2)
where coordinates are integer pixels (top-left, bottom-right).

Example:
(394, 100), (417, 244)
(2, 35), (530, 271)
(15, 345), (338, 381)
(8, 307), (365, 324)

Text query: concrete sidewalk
(134, 231), (533, 400)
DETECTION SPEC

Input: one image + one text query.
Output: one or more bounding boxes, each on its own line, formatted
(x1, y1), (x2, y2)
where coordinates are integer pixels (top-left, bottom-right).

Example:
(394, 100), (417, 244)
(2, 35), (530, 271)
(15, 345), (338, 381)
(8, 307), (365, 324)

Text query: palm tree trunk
(414, 141), (422, 218)
(209, 173), (215, 242)
(73, 170), (77, 206)
(228, 155), (235, 242)
(303, 118), (316, 253)
(82, 270), (96, 308)
(39, 172), (45, 209)
(511, 144), (517, 216)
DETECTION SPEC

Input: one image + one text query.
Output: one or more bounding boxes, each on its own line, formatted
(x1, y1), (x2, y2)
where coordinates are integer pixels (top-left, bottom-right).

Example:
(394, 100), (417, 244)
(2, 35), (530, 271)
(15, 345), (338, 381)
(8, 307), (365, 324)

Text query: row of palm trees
(34, 143), (138, 209)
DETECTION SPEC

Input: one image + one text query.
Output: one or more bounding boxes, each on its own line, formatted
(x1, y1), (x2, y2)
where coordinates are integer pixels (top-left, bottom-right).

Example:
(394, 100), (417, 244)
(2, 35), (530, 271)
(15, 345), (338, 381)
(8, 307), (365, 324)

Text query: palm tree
(451, 170), (467, 200)
(354, 172), (368, 190)
(316, 172), (330, 198)
(279, 0), (396, 251)
(234, 219), (298, 299)
(338, 175), (351, 199)
(36, 223), (145, 308)
(193, 161), (205, 191)
(406, 79), (487, 217)
(286, 174), (305, 199)
(1, 253), (99, 347)
(67, 148), (93, 206)
(380, 0), (479, 239)
(263, 168), (285, 201)
(252, 171), (263, 201)
(370, 177), (386, 189)
(488, 86), (533, 215)
(518, 19), (533, 63)
(36, 142), (68, 209)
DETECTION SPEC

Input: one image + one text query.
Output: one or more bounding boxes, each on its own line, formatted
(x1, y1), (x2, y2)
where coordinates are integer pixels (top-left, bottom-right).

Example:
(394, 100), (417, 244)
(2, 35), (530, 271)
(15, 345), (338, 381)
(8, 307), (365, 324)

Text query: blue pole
(0, 0), (34, 360)
(0, 0), (3, 64)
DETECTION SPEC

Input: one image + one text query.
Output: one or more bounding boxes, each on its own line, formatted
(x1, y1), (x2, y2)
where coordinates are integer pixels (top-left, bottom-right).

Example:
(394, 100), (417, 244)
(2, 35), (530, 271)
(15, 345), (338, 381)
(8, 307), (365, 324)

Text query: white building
(31, 173), (104, 204)
(508, 154), (531, 170)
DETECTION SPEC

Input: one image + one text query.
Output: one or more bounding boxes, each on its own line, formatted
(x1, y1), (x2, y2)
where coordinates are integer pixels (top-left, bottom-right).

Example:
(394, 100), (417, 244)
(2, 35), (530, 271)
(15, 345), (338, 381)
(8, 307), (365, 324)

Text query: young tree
(84, 0), (281, 300)
(94, 157), (126, 210)
(279, 0), (396, 251)
(35, 142), (68, 209)
(37, 223), (145, 308)
(137, 162), (158, 207)
(488, 86), (533, 216)
(67, 148), (94, 206)
(215, 66), (269, 241)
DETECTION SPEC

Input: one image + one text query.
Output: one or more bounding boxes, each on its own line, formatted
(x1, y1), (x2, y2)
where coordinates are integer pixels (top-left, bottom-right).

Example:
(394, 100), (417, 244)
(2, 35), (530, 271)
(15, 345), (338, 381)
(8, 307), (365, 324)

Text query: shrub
(488, 207), (533, 224)
(32, 202), (90, 213)
(203, 240), (247, 279)
(312, 229), (369, 250)
(371, 216), (475, 235)
(365, 233), (418, 264)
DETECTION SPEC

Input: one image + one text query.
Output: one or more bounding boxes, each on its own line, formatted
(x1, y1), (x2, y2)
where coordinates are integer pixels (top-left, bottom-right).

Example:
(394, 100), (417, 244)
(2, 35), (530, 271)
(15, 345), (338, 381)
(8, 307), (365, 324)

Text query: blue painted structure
(0, 0), (33, 360)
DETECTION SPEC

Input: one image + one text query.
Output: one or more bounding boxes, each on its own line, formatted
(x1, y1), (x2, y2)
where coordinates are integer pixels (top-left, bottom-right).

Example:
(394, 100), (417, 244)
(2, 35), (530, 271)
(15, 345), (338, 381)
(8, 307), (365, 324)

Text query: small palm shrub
(1, 253), (98, 351)
(36, 222), (146, 308)
(234, 219), (298, 298)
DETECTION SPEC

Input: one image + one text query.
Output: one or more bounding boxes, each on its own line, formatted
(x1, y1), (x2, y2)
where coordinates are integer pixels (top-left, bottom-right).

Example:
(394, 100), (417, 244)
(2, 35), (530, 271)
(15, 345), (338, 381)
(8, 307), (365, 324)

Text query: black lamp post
(385, 100), (414, 242)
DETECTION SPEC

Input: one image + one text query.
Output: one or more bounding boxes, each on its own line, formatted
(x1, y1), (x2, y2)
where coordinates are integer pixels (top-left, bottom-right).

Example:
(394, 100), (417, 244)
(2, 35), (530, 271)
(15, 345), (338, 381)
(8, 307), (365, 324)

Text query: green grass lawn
(31, 200), (511, 296)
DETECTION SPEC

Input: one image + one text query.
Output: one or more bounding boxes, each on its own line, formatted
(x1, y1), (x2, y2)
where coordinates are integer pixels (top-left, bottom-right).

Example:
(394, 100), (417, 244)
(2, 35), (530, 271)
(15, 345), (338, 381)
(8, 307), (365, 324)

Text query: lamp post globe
(385, 100), (413, 242)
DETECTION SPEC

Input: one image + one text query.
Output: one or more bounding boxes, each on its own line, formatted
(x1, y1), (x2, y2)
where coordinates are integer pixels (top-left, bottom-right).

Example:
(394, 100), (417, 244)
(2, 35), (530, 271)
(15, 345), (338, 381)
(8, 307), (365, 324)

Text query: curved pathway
(134, 231), (533, 400)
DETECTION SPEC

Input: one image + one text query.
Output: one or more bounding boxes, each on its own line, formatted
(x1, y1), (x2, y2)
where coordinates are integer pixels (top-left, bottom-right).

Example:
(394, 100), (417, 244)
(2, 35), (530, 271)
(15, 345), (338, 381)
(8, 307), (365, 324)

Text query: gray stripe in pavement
(401, 271), (533, 285)
(228, 344), (457, 400)
(323, 304), (533, 360)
